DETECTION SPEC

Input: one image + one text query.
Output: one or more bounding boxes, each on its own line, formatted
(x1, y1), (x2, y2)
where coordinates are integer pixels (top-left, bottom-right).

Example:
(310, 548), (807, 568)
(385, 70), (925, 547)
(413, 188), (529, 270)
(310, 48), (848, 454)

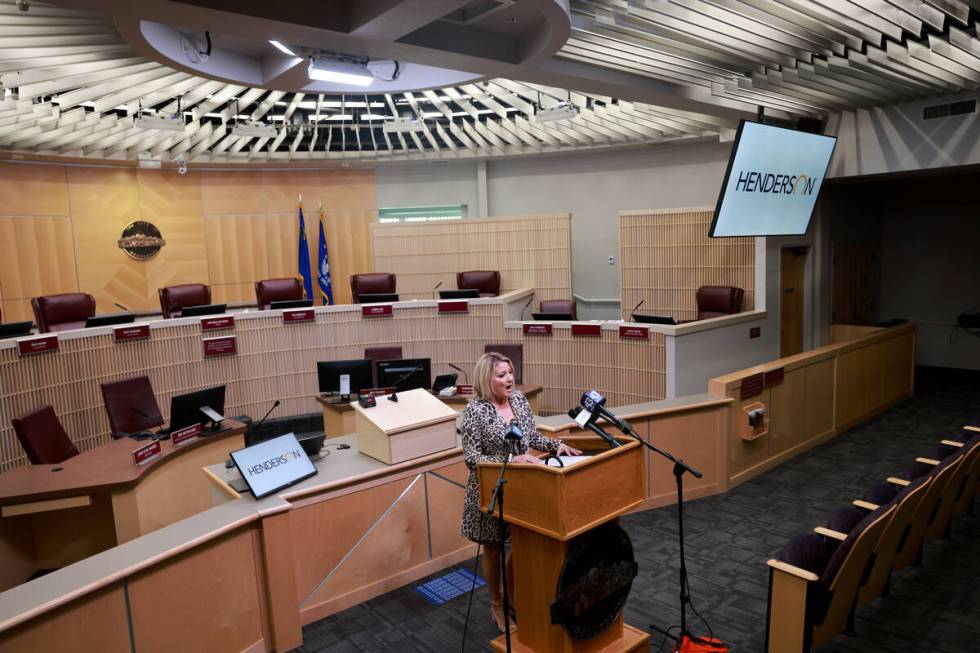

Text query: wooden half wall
(0, 164), (376, 321)
(620, 208), (755, 322)
(371, 214), (572, 302)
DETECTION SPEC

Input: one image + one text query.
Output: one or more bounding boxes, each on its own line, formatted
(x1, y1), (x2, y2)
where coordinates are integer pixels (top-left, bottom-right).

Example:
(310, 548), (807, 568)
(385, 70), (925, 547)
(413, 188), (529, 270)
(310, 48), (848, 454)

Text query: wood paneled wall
(0, 164), (376, 321)
(371, 214), (572, 302)
(620, 209), (755, 322)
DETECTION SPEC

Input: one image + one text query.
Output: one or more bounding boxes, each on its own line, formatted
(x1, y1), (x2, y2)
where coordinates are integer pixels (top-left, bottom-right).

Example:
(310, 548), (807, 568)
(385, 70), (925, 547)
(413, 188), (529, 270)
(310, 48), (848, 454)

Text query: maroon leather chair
(31, 293), (96, 333)
(457, 270), (500, 297)
(350, 273), (396, 304)
(255, 278), (304, 310)
(101, 376), (165, 436)
(695, 286), (744, 320)
(365, 346), (403, 388)
(159, 283), (211, 319)
(12, 405), (79, 465)
(485, 343), (523, 384)
(539, 299), (577, 320)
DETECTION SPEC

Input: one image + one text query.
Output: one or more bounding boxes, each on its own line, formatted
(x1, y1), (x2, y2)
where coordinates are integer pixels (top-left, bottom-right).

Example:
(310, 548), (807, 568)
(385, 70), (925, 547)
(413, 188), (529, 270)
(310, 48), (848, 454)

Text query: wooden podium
(478, 440), (651, 652)
(351, 387), (459, 464)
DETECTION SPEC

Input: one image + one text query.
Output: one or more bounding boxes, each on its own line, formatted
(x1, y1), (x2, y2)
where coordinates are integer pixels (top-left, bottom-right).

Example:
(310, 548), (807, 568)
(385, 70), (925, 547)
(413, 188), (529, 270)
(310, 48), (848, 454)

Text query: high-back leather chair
(485, 343), (523, 384)
(365, 346), (403, 388)
(350, 273), (396, 304)
(31, 293), (96, 333)
(159, 283), (211, 319)
(255, 278), (304, 310)
(695, 286), (744, 320)
(457, 270), (500, 297)
(12, 405), (79, 465)
(101, 376), (165, 436)
(539, 299), (577, 320)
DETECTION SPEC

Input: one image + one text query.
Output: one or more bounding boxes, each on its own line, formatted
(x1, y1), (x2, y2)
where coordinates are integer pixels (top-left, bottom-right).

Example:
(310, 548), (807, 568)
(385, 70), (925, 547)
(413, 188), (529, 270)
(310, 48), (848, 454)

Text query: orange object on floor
(674, 634), (729, 652)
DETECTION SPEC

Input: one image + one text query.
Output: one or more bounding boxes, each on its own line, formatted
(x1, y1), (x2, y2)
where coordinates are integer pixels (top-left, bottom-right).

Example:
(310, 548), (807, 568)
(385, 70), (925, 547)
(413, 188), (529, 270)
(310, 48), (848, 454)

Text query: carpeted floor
(293, 366), (980, 652)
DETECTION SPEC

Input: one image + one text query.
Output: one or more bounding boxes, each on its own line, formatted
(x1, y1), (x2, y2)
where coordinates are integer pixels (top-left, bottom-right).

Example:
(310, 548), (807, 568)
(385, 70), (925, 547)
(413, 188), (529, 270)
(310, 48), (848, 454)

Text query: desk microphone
(520, 296), (533, 321)
(432, 281), (443, 299)
(448, 363), (468, 384)
(568, 407), (620, 449)
(252, 400), (281, 436)
(633, 299), (644, 312)
(114, 302), (130, 312)
(226, 400), (281, 468)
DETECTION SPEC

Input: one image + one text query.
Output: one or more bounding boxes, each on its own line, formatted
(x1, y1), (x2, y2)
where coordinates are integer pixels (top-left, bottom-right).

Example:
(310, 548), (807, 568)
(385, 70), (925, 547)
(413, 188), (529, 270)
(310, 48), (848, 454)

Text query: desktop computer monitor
(376, 358), (431, 392)
(168, 385), (226, 433)
(85, 313), (136, 328)
(317, 359), (374, 395)
(439, 289), (480, 300)
(181, 303), (227, 317)
(358, 292), (399, 303)
(270, 299), (313, 310)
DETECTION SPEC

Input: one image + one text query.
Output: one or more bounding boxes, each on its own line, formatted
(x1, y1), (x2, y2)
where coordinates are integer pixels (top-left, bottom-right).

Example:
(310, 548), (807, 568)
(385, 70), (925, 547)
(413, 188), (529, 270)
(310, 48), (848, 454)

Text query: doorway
(780, 247), (808, 357)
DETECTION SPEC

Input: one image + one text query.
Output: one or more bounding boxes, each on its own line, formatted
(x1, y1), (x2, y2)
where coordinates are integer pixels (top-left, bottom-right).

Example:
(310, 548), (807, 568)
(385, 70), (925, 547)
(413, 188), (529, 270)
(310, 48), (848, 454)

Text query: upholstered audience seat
(695, 286), (744, 320)
(350, 273), (396, 304)
(365, 346), (403, 387)
(484, 343), (524, 384)
(539, 299), (577, 320)
(457, 270), (500, 297)
(31, 293), (96, 333)
(255, 278), (304, 310)
(159, 283), (211, 319)
(101, 376), (165, 437)
(12, 405), (79, 465)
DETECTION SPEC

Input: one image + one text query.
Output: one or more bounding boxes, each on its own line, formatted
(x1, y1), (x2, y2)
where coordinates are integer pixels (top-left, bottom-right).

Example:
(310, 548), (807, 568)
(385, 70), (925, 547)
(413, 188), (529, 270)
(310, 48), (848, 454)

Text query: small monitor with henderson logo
(230, 432), (318, 499)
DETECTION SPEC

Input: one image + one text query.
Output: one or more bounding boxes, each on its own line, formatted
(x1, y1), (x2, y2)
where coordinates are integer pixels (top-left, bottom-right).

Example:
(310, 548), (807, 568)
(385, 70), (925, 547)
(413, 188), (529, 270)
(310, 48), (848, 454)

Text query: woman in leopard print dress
(460, 351), (580, 630)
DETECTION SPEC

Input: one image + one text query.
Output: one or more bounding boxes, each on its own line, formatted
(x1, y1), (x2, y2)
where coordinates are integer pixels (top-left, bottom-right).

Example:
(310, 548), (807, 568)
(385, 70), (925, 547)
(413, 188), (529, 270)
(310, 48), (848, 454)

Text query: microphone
(114, 302), (130, 312)
(520, 296), (533, 321)
(581, 390), (633, 435)
(633, 299), (644, 312)
(448, 363), (468, 384)
(568, 407), (621, 448)
(432, 281), (443, 299)
(250, 400), (281, 440)
(504, 420), (524, 455)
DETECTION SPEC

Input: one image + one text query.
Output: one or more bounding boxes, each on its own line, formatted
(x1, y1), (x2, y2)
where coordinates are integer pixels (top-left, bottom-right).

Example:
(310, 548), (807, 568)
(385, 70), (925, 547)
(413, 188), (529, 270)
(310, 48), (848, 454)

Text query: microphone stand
(486, 438), (519, 653)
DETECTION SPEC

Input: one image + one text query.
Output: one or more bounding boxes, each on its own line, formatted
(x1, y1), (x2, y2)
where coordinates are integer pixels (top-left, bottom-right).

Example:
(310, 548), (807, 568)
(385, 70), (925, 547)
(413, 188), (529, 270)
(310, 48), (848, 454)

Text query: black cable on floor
(459, 545), (483, 653)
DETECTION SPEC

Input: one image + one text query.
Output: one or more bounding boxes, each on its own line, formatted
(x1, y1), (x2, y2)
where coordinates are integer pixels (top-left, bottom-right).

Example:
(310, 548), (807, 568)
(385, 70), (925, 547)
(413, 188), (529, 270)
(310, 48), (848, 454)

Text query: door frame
(778, 242), (815, 354)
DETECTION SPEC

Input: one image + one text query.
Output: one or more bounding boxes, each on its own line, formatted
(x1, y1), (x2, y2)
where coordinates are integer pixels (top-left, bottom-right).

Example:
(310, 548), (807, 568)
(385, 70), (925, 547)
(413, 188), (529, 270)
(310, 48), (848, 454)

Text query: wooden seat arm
(852, 499), (879, 511)
(942, 439), (964, 447)
(887, 477), (911, 487)
(814, 526), (847, 541)
(916, 457), (940, 466)
(767, 559), (819, 582)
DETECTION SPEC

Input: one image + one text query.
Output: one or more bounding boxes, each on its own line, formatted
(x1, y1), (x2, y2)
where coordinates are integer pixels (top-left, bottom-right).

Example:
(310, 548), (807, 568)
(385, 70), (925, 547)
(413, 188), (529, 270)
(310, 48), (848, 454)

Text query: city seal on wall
(118, 221), (166, 260)
(550, 521), (639, 640)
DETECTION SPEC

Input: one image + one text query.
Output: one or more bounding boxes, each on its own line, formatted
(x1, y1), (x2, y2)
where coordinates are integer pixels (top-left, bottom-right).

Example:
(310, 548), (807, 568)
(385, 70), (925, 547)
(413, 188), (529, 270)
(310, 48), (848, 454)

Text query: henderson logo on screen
(246, 447), (307, 477)
(733, 170), (818, 196)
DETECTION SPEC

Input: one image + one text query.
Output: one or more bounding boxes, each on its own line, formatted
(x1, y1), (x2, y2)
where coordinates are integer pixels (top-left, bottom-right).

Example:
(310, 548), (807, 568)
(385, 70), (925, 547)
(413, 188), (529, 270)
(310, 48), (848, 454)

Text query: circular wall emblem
(118, 221), (166, 260)
(550, 521), (638, 639)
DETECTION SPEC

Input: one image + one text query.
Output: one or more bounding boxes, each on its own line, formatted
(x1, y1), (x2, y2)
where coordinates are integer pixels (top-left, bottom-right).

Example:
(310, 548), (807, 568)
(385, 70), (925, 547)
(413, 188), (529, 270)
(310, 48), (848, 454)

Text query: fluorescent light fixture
(534, 102), (579, 124)
(133, 113), (184, 132)
(230, 122), (279, 138)
(308, 57), (373, 86)
(383, 118), (424, 134)
(269, 40), (297, 57)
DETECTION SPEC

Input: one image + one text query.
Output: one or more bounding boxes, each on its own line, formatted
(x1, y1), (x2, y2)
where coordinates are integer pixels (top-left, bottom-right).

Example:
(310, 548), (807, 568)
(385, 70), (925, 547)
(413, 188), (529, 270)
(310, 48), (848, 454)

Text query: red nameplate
(619, 325), (649, 340)
(571, 323), (601, 337)
(740, 373), (765, 400)
(132, 439), (161, 465)
(438, 301), (469, 314)
(203, 335), (237, 358)
(17, 335), (59, 355)
(171, 423), (202, 446)
(363, 387), (394, 398)
(201, 315), (234, 331)
(523, 323), (553, 336)
(282, 308), (315, 323)
(764, 367), (785, 387)
(362, 304), (393, 318)
(114, 324), (150, 342)
(456, 384), (474, 395)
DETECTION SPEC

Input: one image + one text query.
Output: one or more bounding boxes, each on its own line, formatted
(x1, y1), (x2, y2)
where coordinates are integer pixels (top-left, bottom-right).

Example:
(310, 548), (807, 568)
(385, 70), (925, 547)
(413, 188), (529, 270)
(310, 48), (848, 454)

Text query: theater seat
(31, 293), (96, 333)
(485, 343), (523, 384)
(365, 346), (402, 387)
(159, 283), (211, 319)
(350, 273), (396, 304)
(539, 300), (577, 320)
(101, 376), (165, 436)
(12, 405), (79, 465)
(255, 278), (304, 310)
(695, 286), (744, 320)
(457, 270), (500, 297)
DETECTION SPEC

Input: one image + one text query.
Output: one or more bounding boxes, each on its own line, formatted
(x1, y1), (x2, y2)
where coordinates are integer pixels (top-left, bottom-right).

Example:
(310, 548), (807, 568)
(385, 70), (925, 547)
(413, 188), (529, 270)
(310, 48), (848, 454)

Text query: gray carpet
(294, 366), (980, 652)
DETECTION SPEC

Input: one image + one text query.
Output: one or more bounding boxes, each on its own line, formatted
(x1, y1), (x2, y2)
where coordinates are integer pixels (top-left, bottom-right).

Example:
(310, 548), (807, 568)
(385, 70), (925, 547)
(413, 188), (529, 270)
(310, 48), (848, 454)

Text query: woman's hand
(511, 453), (544, 465)
(556, 442), (582, 457)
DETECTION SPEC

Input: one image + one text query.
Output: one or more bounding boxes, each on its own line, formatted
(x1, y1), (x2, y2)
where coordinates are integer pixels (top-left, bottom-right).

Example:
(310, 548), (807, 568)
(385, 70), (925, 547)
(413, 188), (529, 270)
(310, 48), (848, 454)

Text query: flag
(317, 216), (334, 305)
(297, 207), (313, 300)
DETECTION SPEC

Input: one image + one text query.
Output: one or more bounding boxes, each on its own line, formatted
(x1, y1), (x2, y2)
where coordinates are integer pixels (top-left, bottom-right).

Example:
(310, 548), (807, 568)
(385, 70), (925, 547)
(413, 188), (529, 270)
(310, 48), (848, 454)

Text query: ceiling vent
(922, 99), (976, 121)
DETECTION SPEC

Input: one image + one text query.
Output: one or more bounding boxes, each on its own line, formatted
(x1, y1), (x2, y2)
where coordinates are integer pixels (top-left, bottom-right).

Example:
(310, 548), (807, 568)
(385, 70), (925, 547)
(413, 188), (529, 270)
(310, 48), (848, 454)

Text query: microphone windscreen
(567, 406), (582, 418)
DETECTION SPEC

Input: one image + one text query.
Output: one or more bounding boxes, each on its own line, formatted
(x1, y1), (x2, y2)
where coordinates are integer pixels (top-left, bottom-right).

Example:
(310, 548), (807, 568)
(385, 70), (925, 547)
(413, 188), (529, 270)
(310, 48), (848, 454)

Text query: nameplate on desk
(363, 387), (394, 398)
(456, 384), (474, 395)
(361, 304), (392, 318)
(571, 323), (601, 337)
(171, 423), (202, 446)
(523, 323), (552, 336)
(114, 324), (150, 342)
(438, 300), (468, 314)
(282, 308), (315, 323)
(619, 325), (649, 340)
(201, 316), (235, 331)
(17, 335), (59, 356)
(132, 440), (161, 465)
(765, 367), (785, 387)
(203, 335), (237, 358)
(740, 373), (765, 400)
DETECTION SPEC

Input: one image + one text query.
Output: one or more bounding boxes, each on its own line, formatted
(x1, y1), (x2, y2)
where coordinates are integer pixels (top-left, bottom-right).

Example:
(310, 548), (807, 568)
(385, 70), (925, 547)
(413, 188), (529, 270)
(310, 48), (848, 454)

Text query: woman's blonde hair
(473, 351), (514, 401)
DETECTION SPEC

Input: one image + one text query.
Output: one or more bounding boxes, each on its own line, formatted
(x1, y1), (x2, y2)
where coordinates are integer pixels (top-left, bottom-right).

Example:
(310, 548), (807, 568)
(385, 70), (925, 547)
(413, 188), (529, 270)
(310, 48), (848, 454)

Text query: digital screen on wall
(709, 120), (837, 237)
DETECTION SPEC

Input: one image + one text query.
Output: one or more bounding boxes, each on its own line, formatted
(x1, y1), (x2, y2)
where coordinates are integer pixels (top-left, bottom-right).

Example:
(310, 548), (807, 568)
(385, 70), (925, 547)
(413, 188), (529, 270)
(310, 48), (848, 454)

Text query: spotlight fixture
(308, 55), (373, 87)
(230, 121), (279, 138)
(133, 113), (184, 132)
(268, 40), (297, 57)
(533, 101), (579, 124)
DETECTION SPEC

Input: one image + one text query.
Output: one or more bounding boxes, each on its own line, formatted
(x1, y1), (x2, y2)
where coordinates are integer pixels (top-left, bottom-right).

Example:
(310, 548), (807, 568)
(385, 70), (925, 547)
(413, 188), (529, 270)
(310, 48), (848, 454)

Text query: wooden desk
(0, 423), (244, 591)
(314, 384), (542, 438)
